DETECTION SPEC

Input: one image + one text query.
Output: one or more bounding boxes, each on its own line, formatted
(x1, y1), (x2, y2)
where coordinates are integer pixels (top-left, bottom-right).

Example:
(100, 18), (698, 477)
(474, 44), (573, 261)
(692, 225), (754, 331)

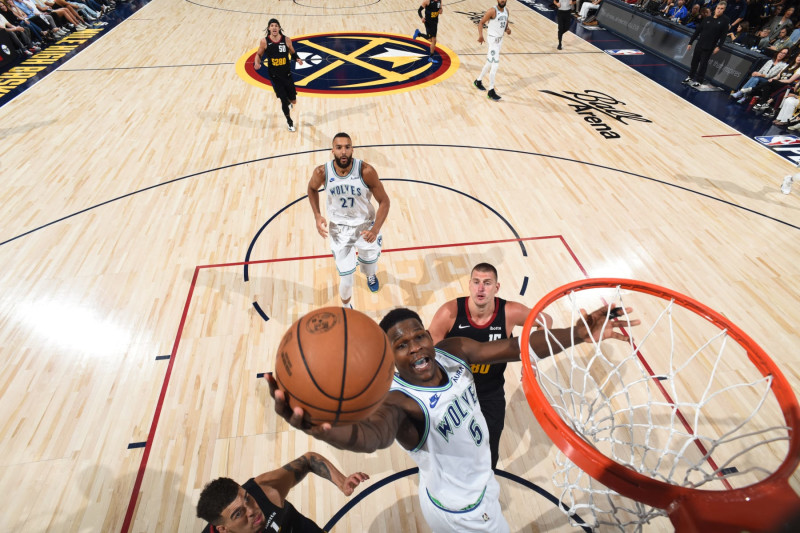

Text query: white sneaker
(288, 124), (296, 132)
(781, 174), (794, 194)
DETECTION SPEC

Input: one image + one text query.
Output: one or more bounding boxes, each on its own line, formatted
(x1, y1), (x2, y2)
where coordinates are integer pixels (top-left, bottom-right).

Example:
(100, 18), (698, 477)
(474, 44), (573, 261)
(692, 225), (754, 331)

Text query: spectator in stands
(766, 25), (793, 51)
(5, 0), (61, 41)
(0, 11), (38, 55)
(765, 5), (794, 40)
(32, 0), (86, 30)
(724, 0), (748, 28)
(787, 19), (800, 44)
(664, 0), (690, 22)
(772, 81), (800, 126)
(577, 0), (602, 22)
(750, 53), (800, 115)
(685, 4), (703, 27)
(731, 46), (789, 101)
(727, 20), (751, 42)
(684, 1), (730, 88)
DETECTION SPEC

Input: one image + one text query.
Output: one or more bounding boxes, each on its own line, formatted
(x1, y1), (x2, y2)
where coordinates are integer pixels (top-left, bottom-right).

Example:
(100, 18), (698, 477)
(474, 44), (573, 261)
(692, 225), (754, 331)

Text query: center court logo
(236, 32), (459, 98)
(540, 89), (652, 139)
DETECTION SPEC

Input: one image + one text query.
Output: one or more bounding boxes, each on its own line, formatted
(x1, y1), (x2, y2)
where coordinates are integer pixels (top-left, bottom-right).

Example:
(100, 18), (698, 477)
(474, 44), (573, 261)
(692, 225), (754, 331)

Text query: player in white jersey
(474, 0), (511, 101)
(269, 307), (638, 532)
(307, 132), (391, 308)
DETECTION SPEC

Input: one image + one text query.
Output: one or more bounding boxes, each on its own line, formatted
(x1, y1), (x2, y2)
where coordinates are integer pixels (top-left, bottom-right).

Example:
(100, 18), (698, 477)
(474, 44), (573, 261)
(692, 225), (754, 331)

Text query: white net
(529, 285), (792, 532)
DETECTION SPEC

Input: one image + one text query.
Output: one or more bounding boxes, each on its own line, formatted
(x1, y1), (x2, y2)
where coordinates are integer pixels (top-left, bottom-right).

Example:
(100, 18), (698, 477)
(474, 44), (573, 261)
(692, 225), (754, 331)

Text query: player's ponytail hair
(265, 18), (284, 35)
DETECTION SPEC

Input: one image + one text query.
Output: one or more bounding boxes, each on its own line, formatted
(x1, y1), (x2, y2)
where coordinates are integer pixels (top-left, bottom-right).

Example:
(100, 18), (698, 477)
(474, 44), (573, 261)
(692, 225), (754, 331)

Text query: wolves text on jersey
(435, 383), (484, 446)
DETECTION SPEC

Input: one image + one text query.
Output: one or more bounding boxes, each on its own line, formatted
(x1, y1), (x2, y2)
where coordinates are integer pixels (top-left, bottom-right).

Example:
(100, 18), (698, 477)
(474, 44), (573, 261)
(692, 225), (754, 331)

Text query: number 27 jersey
(323, 158), (376, 226)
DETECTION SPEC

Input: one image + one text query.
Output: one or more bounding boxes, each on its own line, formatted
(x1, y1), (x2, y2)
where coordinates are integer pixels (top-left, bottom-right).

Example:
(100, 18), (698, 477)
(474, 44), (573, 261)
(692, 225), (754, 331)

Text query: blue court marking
(252, 301), (270, 321)
(127, 441), (146, 449)
(520, 275), (529, 296)
(322, 467), (591, 531)
(155, 355), (170, 360)
(3, 143), (797, 250)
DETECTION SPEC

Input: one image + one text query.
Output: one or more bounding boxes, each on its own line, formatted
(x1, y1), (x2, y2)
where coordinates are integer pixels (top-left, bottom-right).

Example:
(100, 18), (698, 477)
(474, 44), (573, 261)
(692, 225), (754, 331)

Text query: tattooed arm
(255, 452), (369, 506)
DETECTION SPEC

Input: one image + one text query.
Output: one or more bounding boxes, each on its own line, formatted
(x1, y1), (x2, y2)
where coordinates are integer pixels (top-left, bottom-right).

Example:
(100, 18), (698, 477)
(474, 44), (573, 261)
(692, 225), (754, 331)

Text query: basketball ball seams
(295, 312), (341, 402)
(335, 307), (348, 426)
(275, 306), (395, 425)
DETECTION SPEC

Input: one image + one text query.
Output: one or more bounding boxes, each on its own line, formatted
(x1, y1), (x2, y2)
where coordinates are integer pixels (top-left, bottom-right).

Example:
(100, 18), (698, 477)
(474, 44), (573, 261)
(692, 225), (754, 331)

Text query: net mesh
(529, 285), (792, 532)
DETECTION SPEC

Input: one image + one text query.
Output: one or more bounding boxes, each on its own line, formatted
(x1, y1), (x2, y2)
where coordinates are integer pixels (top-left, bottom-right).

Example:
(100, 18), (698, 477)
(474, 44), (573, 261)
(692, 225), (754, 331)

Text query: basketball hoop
(520, 279), (800, 532)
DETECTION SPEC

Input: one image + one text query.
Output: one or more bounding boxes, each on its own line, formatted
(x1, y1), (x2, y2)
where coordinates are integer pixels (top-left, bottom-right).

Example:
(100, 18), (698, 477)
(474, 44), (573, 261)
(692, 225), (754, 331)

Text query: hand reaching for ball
(266, 373), (334, 436)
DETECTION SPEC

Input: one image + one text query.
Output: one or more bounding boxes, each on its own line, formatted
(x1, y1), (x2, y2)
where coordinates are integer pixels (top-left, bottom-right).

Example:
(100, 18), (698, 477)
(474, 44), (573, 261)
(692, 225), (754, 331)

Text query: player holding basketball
(268, 305), (636, 532)
(473, 0), (511, 101)
(427, 262), (553, 470)
(254, 19), (303, 132)
(412, 0), (443, 63)
(196, 452), (368, 532)
(307, 132), (391, 308)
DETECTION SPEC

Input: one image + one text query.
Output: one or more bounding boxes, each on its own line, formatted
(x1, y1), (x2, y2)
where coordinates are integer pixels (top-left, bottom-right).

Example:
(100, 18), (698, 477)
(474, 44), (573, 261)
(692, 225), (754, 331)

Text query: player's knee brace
(339, 273), (354, 301)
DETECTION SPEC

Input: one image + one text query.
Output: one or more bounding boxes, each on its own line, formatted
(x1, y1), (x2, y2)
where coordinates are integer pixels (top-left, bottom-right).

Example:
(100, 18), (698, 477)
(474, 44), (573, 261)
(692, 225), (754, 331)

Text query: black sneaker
(487, 89), (501, 101)
(473, 79), (486, 91)
(682, 77), (692, 84)
(557, 43), (562, 50)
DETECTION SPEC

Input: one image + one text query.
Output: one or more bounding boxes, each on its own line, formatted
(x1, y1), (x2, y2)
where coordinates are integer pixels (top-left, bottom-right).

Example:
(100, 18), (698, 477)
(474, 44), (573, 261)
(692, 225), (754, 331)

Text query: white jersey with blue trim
(487, 6), (509, 39)
(390, 348), (493, 511)
(323, 158), (376, 226)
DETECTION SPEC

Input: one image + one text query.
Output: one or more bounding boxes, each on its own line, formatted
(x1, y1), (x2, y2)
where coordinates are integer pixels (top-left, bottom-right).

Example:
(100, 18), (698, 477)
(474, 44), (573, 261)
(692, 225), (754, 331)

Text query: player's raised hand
(576, 306), (639, 343)
(266, 373), (333, 437)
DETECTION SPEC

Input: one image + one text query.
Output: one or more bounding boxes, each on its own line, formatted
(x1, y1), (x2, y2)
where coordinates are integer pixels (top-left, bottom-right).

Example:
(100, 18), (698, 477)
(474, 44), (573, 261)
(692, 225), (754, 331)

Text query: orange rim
(520, 278), (800, 529)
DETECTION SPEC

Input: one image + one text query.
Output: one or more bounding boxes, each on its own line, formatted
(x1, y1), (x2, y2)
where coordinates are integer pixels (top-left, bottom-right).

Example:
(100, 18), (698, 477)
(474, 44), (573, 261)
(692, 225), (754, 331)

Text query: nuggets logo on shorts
(236, 32), (459, 98)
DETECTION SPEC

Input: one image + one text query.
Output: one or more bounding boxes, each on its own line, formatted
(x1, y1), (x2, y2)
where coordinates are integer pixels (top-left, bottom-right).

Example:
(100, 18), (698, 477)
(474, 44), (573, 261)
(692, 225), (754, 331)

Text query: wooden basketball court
(1, 0), (798, 531)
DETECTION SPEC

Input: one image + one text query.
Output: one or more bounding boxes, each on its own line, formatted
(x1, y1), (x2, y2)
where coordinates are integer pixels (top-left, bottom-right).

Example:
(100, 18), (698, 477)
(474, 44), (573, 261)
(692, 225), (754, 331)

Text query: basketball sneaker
(413, 29), (420, 40)
(428, 56), (439, 63)
(781, 174), (794, 194)
(682, 77), (692, 84)
(487, 89), (501, 101)
(367, 275), (380, 293)
(473, 79), (486, 91)
(288, 120), (296, 132)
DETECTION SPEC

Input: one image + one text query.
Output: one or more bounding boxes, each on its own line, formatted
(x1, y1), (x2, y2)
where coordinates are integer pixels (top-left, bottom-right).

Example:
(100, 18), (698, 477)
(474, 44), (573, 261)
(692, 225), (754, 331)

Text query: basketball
(274, 307), (395, 425)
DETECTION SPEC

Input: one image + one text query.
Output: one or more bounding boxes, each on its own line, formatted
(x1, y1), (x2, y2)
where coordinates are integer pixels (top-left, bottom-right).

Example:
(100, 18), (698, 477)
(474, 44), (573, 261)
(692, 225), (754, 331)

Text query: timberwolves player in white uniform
(268, 307), (637, 532)
(474, 0), (511, 101)
(307, 132), (391, 308)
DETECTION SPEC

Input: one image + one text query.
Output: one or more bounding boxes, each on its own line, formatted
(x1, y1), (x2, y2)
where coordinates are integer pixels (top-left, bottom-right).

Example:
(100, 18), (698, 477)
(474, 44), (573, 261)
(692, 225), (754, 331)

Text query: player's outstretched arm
(505, 300), (553, 331)
(255, 452), (368, 503)
(267, 374), (414, 453)
(443, 306), (638, 365)
(307, 165), (328, 238)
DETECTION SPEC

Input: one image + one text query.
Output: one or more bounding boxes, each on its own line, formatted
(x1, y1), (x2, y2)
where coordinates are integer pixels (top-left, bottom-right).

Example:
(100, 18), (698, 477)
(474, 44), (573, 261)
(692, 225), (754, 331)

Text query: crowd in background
(0, 0), (124, 62)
